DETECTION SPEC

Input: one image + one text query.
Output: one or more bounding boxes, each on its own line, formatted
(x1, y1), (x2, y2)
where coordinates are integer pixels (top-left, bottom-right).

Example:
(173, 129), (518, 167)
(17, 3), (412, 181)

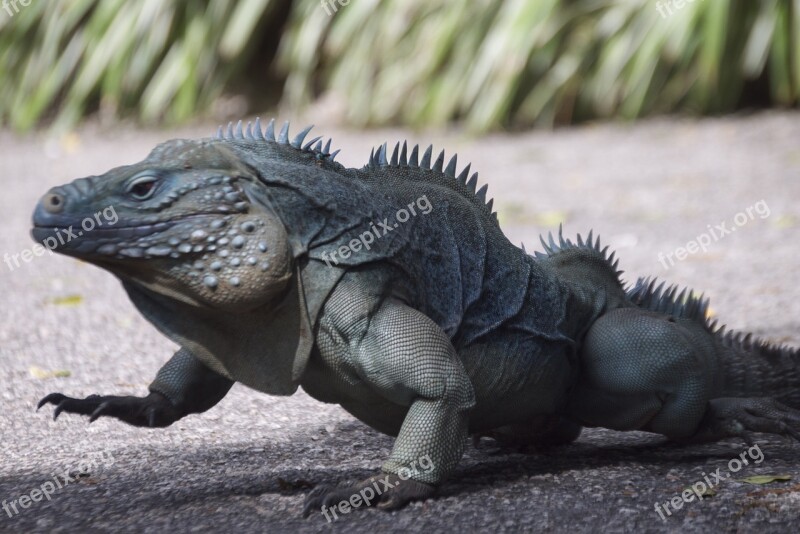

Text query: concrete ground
(1, 111), (799, 533)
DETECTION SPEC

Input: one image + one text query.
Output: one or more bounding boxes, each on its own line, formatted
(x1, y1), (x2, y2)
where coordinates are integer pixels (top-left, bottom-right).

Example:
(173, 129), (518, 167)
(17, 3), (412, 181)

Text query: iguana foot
(301, 473), (435, 518)
(37, 391), (182, 427)
(687, 397), (800, 444)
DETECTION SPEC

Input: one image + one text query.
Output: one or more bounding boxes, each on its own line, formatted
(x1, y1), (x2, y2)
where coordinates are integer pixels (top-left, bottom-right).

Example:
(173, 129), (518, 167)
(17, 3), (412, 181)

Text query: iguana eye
(127, 175), (159, 200)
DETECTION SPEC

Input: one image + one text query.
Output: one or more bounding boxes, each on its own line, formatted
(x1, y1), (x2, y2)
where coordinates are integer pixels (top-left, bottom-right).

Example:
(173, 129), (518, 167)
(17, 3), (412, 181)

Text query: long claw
(37, 392), (66, 410)
(302, 486), (330, 518)
(301, 474), (434, 518)
(89, 402), (110, 423)
(36, 391), (181, 428)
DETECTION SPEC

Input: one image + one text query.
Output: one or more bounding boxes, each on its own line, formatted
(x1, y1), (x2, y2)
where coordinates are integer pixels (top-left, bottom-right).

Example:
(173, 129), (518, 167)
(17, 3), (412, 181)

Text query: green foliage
(282, 0), (800, 130)
(0, 0), (278, 131)
(0, 0), (797, 132)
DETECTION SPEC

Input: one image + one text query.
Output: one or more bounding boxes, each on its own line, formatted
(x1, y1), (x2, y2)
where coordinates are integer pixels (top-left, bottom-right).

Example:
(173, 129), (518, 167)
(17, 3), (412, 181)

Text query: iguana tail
(627, 277), (800, 410)
(713, 328), (800, 409)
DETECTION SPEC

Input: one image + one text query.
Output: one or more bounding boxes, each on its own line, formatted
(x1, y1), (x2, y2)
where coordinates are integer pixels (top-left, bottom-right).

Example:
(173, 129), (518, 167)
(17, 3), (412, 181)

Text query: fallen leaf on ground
(49, 295), (83, 306)
(29, 366), (71, 379)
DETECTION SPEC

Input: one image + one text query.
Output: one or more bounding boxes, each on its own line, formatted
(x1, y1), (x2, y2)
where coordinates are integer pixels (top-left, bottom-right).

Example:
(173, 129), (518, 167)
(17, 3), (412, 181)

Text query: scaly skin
(32, 119), (800, 514)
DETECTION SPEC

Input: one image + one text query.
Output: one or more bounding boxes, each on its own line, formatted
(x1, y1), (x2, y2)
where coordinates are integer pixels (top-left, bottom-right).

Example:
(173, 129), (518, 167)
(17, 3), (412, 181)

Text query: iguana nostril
(42, 192), (65, 214)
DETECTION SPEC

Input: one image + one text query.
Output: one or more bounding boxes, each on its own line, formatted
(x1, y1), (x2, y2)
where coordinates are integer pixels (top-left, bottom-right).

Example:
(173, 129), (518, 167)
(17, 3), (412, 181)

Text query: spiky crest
(533, 224), (624, 278)
(626, 277), (710, 324)
(213, 118), (342, 163)
(713, 326), (800, 366)
(626, 276), (800, 362)
(365, 141), (499, 223)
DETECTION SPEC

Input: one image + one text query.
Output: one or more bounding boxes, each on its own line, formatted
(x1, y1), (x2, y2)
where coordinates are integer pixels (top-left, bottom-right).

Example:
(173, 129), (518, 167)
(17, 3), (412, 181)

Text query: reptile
(32, 119), (800, 513)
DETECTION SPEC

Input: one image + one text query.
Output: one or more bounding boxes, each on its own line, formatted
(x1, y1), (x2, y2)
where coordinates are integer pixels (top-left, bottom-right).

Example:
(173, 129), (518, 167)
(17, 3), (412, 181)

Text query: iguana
(33, 119), (800, 514)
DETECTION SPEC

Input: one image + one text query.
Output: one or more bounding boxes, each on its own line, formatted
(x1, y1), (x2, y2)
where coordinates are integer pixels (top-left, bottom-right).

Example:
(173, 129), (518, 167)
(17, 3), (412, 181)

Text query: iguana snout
(32, 147), (294, 312)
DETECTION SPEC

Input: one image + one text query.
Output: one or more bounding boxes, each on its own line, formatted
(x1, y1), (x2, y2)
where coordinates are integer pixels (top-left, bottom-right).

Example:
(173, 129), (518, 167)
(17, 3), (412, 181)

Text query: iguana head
(31, 138), (294, 312)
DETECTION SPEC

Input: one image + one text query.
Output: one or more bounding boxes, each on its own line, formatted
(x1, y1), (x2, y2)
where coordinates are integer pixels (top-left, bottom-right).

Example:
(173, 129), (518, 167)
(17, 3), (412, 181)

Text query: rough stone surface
(1, 112), (799, 532)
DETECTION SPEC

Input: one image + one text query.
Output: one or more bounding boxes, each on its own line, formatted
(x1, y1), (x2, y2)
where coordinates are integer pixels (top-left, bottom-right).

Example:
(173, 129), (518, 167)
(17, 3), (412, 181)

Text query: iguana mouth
(31, 212), (221, 233)
(30, 213), (226, 259)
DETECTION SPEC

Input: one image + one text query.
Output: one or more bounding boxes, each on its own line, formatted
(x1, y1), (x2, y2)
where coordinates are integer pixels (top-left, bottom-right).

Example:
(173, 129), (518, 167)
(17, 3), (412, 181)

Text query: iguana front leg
(38, 347), (233, 427)
(303, 295), (475, 514)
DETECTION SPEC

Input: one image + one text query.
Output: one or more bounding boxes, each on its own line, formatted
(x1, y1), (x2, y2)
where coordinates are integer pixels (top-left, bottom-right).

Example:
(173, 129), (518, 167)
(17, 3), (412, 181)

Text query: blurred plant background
(0, 0), (797, 133)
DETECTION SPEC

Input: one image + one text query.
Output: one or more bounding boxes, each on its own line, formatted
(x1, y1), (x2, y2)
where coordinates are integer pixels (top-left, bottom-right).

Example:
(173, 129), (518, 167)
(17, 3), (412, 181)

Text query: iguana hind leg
(38, 347), (233, 427)
(567, 307), (800, 443)
(567, 307), (718, 439)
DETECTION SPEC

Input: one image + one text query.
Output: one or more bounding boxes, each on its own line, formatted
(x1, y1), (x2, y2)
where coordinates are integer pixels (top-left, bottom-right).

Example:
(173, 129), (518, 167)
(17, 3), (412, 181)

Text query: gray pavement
(1, 112), (799, 533)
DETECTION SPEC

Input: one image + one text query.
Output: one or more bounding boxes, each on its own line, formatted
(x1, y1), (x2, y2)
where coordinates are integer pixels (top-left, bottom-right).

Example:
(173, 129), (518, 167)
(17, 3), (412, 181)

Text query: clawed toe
(301, 485), (334, 517)
(692, 397), (800, 444)
(37, 392), (66, 410)
(302, 473), (435, 519)
(37, 392), (104, 421)
(36, 391), (181, 428)
(89, 401), (113, 423)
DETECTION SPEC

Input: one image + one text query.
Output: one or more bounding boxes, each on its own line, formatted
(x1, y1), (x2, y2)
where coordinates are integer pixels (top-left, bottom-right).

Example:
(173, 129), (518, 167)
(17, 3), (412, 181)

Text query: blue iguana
(33, 119), (800, 512)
